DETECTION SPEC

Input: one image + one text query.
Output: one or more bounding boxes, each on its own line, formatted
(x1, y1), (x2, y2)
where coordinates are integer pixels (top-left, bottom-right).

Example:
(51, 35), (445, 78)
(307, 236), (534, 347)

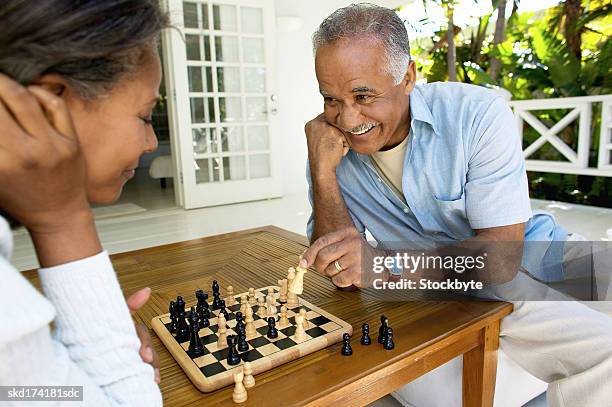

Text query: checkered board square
(151, 286), (353, 392)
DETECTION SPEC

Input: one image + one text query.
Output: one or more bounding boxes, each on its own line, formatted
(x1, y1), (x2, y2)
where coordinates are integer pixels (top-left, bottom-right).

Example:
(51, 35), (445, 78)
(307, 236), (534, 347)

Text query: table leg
(462, 321), (500, 407)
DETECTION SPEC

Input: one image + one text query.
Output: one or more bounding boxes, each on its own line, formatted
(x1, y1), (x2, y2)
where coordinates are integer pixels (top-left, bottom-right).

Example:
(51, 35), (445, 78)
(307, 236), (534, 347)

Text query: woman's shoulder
(0, 216), (13, 260)
(0, 218), (56, 348)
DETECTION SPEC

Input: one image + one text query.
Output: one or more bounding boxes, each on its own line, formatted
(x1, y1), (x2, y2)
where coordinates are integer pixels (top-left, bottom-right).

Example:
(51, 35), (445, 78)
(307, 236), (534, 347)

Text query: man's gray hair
(312, 3), (411, 85)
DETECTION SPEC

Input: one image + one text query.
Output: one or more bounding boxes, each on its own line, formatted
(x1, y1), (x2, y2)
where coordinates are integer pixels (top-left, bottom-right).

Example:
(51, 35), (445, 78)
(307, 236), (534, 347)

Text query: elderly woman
(0, 1), (168, 405)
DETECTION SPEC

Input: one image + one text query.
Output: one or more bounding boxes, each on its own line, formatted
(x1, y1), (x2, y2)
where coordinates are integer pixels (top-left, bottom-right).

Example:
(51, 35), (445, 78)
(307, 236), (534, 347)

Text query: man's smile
(344, 122), (378, 134)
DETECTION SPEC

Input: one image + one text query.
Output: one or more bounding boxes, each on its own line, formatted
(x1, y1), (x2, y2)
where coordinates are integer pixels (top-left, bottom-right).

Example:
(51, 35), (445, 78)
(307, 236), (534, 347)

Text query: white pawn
(256, 297), (266, 318)
(240, 294), (248, 315)
(299, 308), (310, 329)
(278, 305), (290, 328)
(243, 362), (255, 389)
(248, 288), (256, 306)
(295, 314), (306, 341)
(232, 368), (248, 403)
(266, 294), (276, 319)
(217, 313), (227, 348)
(226, 286), (236, 306)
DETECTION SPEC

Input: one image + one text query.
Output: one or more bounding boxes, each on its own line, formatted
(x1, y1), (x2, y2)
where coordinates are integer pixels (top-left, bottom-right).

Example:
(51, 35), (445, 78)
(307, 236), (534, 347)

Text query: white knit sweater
(0, 216), (162, 406)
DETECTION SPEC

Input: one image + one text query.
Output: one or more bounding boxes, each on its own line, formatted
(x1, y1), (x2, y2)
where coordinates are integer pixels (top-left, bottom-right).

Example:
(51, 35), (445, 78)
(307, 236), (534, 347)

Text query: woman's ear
(30, 74), (68, 96)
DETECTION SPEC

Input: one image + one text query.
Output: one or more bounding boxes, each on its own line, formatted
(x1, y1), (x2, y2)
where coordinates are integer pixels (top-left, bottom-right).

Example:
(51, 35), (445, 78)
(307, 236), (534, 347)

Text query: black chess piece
(176, 296), (186, 314)
(218, 299), (229, 320)
(169, 300), (178, 333)
(226, 335), (241, 365)
(194, 295), (210, 328)
(383, 327), (395, 350)
(237, 331), (249, 352)
(235, 311), (244, 329)
(199, 313), (210, 329)
(211, 292), (222, 311)
(188, 309), (205, 357)
(195, 290), (210, 319)
(235, 319), (246, 335)
(212, 280), (220, 294)
(175, 305), (190, 342)
(266, 317), (278, 338)
(360, 323), (371, 345)
(377, 315), (388, 344)
(341, 333), (353, 356)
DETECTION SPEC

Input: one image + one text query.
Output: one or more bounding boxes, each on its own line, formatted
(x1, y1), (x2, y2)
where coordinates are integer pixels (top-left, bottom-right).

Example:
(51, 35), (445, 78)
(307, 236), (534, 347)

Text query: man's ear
(402, 61), (417, 95)
(30, 74), (68, 97)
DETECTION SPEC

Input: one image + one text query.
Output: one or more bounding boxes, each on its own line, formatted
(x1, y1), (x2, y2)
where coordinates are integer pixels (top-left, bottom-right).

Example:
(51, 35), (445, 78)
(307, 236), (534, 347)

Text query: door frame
(161, 0), (282, 209)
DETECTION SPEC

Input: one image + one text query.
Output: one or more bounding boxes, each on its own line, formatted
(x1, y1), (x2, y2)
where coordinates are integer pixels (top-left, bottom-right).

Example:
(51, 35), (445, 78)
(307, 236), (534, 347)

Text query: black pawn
(237, 331), (249, 352)
(360, 323), (371, 345)
(212, 280), (220, 294)
(176, 296), (186, 314)
(168, 300), (178, 333)
(188, 309), (205, 357)
(235, 311), (245, 330)
(341, 333), (353, 356)
(377, 315), (388, 344)
(383, 327), (395, 350)
(196, 290), (210, 319)
(226, 335), (241, 365)
(266, 317), (278, 338)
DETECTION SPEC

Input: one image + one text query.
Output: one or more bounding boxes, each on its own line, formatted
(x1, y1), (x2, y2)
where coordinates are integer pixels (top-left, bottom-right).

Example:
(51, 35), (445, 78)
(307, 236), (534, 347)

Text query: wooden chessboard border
(151, 286), (353, 392)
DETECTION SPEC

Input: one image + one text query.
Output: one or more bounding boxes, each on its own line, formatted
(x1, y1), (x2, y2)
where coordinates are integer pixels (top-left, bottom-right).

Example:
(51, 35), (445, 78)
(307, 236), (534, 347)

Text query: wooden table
(24, 226), (512, 407)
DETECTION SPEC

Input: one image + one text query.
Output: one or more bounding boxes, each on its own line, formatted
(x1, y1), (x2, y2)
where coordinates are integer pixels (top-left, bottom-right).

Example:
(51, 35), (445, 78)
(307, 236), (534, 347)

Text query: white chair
(149, 155), (174, 188)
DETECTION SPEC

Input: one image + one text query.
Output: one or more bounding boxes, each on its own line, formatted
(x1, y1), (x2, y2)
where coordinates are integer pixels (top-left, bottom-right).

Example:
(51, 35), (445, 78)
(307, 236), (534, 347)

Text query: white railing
(509, 95), (612, 177)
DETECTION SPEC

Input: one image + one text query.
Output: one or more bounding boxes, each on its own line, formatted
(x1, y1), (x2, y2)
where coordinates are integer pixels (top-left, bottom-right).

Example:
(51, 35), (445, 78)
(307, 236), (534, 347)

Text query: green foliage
(411, 0), (612, 207)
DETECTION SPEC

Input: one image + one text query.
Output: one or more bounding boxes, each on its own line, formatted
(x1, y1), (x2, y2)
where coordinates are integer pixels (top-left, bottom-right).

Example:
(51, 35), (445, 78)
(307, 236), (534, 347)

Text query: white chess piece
(226, 286), (236, 305)
(248, 288), (256, 306)
(291, 266), (307, 295)
(295, 314), (306, 341)
(286, 268), (299, 308)
(278, 305), (290, 328)
(243, 362), (255, 389)
(217, 313), (227, 348)
(245, 304), (257, 338)
(240, 295), (248, 315)
(299, 308), (310, 329)
(278, 279), (288, 303)
(266, 294), (277, 319)
(232, 368), (248, 403)
(256, 297), (266, 318)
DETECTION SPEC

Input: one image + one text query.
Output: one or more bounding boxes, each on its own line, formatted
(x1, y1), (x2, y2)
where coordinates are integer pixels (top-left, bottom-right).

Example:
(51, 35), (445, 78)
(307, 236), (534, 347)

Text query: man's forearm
(311, 170), (355, 242)
(389, 229), (524, 285)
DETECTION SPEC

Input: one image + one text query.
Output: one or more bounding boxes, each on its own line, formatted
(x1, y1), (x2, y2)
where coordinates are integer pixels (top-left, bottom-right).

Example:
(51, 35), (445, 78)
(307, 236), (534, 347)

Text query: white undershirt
(371, 134), (410, 202)
(0, 216), (162, 406)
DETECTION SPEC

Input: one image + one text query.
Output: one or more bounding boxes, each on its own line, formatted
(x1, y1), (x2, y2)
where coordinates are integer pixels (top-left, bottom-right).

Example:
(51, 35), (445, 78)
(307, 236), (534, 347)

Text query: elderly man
(300, 4), (612, 407)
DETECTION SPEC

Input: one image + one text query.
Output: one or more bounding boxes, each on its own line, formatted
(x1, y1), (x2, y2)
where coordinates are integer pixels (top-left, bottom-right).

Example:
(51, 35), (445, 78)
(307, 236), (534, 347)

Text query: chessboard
(151, 285), (353, 392)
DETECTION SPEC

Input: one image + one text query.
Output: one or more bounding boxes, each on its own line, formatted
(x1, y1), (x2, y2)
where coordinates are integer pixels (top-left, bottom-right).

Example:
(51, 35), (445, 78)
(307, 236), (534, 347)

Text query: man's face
(315, 37), (415, 154)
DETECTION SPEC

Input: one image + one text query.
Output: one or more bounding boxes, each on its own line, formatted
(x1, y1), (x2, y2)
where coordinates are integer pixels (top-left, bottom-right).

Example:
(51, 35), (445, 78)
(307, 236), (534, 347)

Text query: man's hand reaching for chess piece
(300, 227), (387, 289)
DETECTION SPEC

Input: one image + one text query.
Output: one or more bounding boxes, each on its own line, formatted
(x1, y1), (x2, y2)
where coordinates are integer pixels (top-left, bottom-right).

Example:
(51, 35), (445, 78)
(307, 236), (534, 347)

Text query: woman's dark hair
(0, 0), (169, 228)
(0, 0), (169, 98)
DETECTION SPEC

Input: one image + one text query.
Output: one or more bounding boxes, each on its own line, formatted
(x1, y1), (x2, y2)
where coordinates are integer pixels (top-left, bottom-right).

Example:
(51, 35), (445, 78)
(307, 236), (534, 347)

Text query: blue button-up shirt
(307, 82), (568, 282)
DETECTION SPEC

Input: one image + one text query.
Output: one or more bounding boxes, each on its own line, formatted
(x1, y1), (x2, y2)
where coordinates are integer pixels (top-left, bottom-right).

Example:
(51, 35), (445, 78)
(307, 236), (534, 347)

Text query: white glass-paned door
(164, 0), (280, 208)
